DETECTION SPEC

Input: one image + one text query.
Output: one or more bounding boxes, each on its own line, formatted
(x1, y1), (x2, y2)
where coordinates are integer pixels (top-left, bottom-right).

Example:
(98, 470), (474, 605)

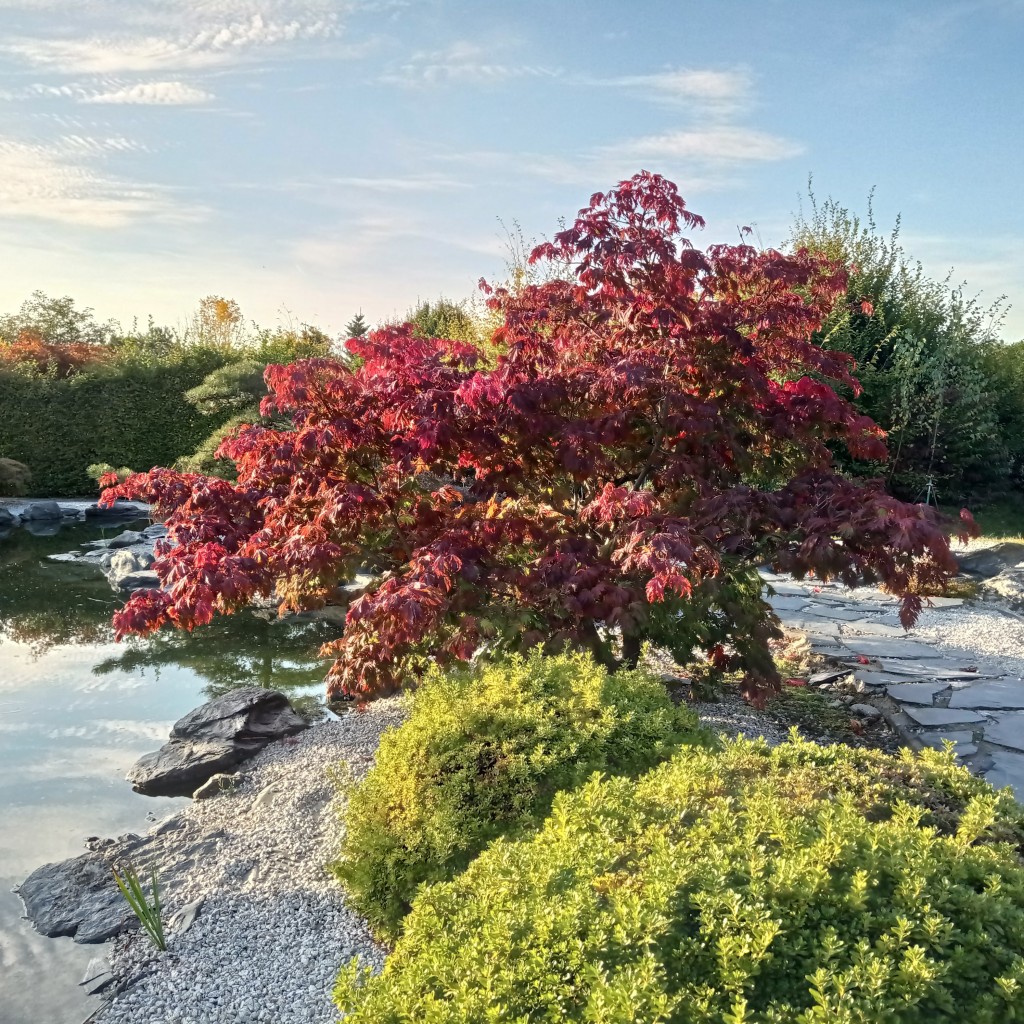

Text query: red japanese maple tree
(102, 172), (972, 700)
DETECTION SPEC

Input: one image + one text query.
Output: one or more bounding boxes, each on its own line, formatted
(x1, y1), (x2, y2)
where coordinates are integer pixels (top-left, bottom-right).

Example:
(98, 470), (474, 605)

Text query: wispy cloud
(601, 126), (803, 166)
(0, 135), (197, 227)
(597, 67), (753, 116)
(1, 79), (213, 104)
(381, 40), (561, 85)
(2, 3), (341, 74)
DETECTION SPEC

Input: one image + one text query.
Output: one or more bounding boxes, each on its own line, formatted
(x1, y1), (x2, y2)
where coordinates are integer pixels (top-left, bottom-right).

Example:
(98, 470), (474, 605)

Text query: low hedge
(336, 736), (1024, 1023)
(331, 649), (703, 938)
(0, 350), (234, 495)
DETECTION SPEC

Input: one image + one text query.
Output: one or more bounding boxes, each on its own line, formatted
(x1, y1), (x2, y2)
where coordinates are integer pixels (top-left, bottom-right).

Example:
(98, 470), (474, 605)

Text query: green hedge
(336, 736), (1024, 1023)
(0, 350), (234, 496)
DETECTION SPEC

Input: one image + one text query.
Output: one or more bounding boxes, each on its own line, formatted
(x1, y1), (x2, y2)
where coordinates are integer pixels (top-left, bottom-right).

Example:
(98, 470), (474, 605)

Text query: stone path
(762, 571), (1024, 798)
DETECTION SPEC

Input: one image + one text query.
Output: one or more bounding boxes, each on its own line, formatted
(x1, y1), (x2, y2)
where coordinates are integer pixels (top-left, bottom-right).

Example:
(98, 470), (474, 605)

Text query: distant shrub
(0, 457), (31, 496)
(336, 736), (1024, 1023)
(331, 649), (703, 938)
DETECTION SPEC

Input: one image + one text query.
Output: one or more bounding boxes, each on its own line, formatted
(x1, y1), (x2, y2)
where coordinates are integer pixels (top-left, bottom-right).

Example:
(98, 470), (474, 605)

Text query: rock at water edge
(127, 687), (308, 797)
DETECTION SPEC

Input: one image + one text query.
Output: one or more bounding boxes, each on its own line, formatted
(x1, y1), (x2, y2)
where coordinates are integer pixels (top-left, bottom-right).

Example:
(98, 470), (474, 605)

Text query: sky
(0, 0), (1022, 340)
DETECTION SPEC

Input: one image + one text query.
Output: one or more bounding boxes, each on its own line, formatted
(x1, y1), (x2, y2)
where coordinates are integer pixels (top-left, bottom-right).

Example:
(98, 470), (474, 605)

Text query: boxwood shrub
(331, 649), (703, 938)
(336, 736), (1024, 1023)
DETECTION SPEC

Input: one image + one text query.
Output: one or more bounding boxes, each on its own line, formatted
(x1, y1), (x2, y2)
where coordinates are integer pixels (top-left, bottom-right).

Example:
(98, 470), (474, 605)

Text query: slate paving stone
(923, 596), (964, 608)
(917, 730), (978, 758)
(875, 662), (989, 680)
(841, 638), (946, 660)
(763, 583), (814, 597)
(842, 620), (910, 638)
(800, 604), (869, 621)
(886, 681), (950, 705)
(778, 614), (841, 634)
(853, 669), (912, 688)
(948, 680), (1024, 710)
(984, 749), (1024, 799)
(902, 706), (987, 727)
(980, 712), (1024, 753)
(767, 595), (810, 612)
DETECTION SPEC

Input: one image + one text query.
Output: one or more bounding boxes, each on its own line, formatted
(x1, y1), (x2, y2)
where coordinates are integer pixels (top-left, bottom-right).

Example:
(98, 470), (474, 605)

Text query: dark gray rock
(0, 507), (17, 527)
(106, 529), (145, 549)
(84, 501), (144, 520)
(117, 570), (160, 592)
(15, 853), (133, 943)
(981, 712), (1024, 753)
(850, 703), (882, 721)
(958, 542), (1024, 579)
(127, 687), (308, 797)
(918, 730), (978, 759)
(21, 500), (62, 520)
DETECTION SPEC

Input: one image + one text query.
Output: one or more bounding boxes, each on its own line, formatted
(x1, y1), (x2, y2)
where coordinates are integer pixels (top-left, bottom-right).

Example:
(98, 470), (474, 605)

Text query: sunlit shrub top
(336, 736), (1024, 1023)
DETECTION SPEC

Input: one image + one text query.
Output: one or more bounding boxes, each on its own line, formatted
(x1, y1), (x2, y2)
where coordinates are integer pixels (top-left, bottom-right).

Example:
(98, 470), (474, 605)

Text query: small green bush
(331, 649), (703, 938)
(336, 735), (1024, 1023)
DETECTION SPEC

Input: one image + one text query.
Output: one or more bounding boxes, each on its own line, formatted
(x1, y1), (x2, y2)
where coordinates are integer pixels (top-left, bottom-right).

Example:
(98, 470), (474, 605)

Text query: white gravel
(95, 698), (406, 1024)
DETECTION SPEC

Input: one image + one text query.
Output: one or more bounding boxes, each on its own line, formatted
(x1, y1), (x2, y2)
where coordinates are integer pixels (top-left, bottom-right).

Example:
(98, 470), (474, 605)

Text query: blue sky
(1, 0), (1021, 340)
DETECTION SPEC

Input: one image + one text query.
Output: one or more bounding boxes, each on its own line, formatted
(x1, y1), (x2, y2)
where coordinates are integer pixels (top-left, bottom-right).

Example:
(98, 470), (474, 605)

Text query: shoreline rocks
(127, 687), (309, 797)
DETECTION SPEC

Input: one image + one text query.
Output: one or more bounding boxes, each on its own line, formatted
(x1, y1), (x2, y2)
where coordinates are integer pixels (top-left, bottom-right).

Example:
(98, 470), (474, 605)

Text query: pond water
(0, 519), (339, 1024)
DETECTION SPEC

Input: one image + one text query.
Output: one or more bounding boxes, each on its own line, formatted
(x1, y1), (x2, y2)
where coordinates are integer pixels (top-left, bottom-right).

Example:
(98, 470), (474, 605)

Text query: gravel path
(94, 699), (405, 1024)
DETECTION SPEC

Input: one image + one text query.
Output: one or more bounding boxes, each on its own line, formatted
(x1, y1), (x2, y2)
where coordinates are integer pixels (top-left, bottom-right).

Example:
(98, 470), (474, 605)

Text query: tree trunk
(621, 630), (642, 669)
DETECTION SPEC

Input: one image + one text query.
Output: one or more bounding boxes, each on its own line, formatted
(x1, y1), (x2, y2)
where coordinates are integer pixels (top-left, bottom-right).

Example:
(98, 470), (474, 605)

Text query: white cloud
(2, 6), (340, 73)
(82, 80), (213, 104)
(0, 136), (197, 227)
(602, 67), (753, 112)
(381, 40), (561, 85)
(601, 126), (804, 166)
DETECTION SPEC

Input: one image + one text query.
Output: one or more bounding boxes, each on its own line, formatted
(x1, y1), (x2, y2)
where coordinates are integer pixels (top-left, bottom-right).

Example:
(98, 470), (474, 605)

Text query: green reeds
(112, 863), (166, 951)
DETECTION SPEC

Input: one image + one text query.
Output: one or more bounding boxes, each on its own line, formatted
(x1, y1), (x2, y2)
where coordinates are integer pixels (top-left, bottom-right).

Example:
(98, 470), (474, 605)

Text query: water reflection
(0, 518), (340, 1024)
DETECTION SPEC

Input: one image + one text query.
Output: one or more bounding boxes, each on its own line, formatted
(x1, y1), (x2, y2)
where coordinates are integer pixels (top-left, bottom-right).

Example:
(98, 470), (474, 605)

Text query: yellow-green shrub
(331, 650), (703, 938)
(336, 736), (1024, 1023)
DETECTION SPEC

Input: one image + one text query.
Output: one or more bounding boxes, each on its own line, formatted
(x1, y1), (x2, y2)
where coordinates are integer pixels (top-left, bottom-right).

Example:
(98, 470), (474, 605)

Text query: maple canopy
(101, 172), (972, 701)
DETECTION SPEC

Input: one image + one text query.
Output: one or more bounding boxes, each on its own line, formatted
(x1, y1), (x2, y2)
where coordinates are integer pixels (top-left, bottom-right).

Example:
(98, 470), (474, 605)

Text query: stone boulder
(958, 542), (1024, 579)
(983, 567), (1024, 610)
(127, 687), (308, 797)
(106, 529), (145, 549)
(0, 507), (17, 527)
(107, 548), (155, 589)
(116, 569), (160, 592)
(21, 500), (62, 521)
(16, 852), (134, 943)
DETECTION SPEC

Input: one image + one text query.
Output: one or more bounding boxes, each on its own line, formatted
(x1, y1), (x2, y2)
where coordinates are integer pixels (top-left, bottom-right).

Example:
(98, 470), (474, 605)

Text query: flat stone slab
(877, 662), (991, 680)
(842, 620), (909, 638)
(853, 669), (909, 689)
(949, 680), (1024, 710)
(768, 595), (810, 612)
(917, 730), (979, 759)
(902, 706), (986, 727)
(985, 749), (1024, 799)
(779, 615), (841, 636)
(764, 582), (814, 597)
(842, 638), (944, 660)
(924, 596), (964, 608)
(886, 681), (949, 705)
(981, 712), (1024, 753)
(800, 604), (868, 622)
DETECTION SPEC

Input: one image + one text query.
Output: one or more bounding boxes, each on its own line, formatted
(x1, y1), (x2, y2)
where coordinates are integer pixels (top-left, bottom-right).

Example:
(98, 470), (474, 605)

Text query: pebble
(94, 699), (406, 1024)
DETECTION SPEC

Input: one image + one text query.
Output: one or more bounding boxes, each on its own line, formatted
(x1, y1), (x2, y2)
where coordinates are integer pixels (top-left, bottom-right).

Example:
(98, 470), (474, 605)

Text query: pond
(0, 518), (339, 1024)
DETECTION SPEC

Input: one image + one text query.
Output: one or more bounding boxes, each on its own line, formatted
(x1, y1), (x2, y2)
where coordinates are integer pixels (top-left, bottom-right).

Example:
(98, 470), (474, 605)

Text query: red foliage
(0, 330), (107, 378)
(101, 172), (974, 701)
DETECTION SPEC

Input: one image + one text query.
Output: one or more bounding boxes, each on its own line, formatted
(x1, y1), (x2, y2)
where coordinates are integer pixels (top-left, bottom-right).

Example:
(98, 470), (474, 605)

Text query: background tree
(0, 290), (117, 346)
(102, 172), (969, 703)
(345, 312), (369, 339)
(789, 187), (1009, 503)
